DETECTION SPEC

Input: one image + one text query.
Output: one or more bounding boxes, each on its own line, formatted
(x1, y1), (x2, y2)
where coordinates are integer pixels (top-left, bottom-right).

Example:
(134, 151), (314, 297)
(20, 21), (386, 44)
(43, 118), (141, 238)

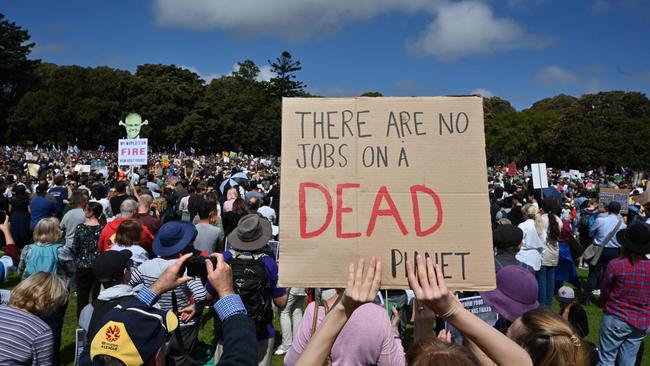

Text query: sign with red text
(118, 138), (148, 166)
(279, 96), (495, 290)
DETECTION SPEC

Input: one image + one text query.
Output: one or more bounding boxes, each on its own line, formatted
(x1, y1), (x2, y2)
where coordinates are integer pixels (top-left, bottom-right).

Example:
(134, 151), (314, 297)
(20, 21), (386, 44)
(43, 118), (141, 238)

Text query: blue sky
(4, 0), (650, 109)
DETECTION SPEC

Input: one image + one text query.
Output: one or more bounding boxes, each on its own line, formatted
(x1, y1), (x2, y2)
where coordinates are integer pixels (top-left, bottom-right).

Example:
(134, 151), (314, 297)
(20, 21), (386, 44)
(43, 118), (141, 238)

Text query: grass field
(1, 268), (648, 366)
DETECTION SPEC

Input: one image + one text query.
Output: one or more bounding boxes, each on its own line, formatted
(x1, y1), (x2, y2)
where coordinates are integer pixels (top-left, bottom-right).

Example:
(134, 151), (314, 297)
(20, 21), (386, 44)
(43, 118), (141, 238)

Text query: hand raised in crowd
(390, 307), (400, 336)
(437, 329), (453, 344)
(0, 215), (10, 233)
(338, 257), (382, 316)
(406, 254), (460, 318)
(206, 253), (234, 298)
(149, 253), (193, 296)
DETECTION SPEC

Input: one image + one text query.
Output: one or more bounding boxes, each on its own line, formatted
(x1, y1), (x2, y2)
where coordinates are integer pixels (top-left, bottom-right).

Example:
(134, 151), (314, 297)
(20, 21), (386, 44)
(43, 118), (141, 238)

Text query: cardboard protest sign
(74, 165), (91, 173)
(27, 163), (40, 178)
(118, 139), (148, 166)
(279, 96), (495, 290)
(507, 163), (516, 177)
(531, 163), (548, 189)
(599, 188), (629, 214)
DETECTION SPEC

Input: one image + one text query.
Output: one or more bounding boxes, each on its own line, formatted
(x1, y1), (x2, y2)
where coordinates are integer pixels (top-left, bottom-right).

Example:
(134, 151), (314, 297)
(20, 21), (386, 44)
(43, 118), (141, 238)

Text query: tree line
(2, 13), (649, 169)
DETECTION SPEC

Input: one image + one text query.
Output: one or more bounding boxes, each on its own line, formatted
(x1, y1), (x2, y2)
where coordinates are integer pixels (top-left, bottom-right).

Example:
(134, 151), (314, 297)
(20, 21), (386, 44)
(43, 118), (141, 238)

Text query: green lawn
(1, 268), (648, 366)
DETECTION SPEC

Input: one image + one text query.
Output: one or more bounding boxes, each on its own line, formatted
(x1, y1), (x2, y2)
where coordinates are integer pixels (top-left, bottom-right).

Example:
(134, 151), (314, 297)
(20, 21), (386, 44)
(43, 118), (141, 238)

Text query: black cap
(493, 224), (523, 249)
(93, 250), (133, 283)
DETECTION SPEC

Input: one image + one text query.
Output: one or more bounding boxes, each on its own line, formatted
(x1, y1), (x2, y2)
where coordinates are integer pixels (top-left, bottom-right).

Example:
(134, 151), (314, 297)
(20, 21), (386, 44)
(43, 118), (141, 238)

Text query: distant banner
(599, 188), (629, 214)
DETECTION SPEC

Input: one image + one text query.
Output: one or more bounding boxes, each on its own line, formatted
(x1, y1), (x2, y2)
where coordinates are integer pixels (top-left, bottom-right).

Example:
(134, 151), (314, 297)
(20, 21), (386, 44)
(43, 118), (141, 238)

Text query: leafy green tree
(167, 75), (280, 153)
(360, 91), (383, 97)
(129, 64), (205, 144)
(0, 13), (39, 139)
(233, 59), (260, 82)
(268, 51), (306, 97)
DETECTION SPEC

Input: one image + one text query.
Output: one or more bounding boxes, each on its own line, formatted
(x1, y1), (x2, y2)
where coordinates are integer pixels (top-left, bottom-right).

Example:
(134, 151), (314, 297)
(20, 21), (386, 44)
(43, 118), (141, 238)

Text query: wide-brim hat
(480, 265), (539, 322)
(616, 223), (650, 255)
(153, 221), (198, 257)
(228, 213), (272, 251)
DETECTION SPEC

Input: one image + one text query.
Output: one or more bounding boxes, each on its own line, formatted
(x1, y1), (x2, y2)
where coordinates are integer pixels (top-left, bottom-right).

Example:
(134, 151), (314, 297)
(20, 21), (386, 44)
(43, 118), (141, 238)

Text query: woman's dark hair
(231, 198), (249, 215)
(86, 201), (105, 225)
(621, 247), (645, 262)
(36, 182), (48, 196)
(14, 184), (27, 196)
(91, 185), (105, 200)
(115, 219), (142, 246)
(407, 337), (480, 366)
(542, 197), (561, 243)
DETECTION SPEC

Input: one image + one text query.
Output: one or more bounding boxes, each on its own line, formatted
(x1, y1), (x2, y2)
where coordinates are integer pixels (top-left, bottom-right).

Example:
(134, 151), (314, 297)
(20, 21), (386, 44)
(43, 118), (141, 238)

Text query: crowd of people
(0, 147), (648, 366)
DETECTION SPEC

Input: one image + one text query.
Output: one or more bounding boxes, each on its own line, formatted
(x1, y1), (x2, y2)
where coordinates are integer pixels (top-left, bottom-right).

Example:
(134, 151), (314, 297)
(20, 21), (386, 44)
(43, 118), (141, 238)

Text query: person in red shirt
(597, 223), (650, 366)
(98, 199), (153, 254)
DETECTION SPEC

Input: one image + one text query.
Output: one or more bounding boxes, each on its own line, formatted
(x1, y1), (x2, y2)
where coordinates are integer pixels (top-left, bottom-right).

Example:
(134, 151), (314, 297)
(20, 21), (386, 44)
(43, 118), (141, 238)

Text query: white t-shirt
(516, 219), (545, 270)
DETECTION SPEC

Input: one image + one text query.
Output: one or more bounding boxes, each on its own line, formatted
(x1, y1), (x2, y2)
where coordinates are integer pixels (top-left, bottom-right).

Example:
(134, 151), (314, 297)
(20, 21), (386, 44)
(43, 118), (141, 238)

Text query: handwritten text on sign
(279, 97), (495, 290)
(118, 138), (148, 166)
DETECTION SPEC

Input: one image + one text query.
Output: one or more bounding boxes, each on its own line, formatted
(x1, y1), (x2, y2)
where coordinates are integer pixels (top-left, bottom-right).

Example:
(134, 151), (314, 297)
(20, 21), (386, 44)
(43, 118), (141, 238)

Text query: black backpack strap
(171, 291), (202, 365)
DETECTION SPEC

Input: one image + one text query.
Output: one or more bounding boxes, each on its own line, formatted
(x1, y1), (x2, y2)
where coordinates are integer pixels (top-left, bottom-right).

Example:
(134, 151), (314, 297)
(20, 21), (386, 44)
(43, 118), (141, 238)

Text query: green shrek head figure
(119, 113), (149, 139)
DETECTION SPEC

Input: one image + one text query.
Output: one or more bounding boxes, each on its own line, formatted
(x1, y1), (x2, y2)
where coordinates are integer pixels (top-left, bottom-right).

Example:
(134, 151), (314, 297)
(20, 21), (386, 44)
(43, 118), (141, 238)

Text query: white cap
(557, 286), (575, 303)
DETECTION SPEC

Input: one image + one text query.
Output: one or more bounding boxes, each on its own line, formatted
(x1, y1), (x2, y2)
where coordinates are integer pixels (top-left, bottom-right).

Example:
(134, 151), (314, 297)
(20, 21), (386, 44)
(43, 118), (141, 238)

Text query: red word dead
(298, 182), (443, 239)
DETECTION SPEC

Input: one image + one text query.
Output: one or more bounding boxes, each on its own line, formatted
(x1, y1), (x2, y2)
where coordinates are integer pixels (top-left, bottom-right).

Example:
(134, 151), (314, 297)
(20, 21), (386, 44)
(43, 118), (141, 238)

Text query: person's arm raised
(406, 254), (532, 366)
(295, 257), (382, 366)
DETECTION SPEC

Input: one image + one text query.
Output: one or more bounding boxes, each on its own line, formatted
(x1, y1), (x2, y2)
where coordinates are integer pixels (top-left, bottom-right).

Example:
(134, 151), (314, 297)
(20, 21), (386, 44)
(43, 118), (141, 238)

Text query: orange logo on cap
(105, 325), (121, 342)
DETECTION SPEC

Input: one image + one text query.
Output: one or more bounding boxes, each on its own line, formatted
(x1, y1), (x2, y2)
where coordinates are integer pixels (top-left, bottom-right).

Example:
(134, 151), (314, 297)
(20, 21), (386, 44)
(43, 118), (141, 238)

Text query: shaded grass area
(0, 266), (648, 365)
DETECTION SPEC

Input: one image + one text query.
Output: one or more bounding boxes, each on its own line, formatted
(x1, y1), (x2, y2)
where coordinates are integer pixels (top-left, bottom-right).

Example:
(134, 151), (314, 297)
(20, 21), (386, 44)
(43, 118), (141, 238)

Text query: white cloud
(179, 65), (221, 83)
(153, 0), (432, 41)
(409, 1), (549, 62)
(534, 65), (579, 86)
(153, 0), (547, 61)
(470, 88), (494, 97)
(257, 65), (275, 82)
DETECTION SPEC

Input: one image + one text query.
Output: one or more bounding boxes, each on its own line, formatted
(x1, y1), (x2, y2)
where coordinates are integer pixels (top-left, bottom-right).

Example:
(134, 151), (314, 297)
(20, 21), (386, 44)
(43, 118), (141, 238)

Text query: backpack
(228, 250), (272, 329)
(25, 243), (62, 277)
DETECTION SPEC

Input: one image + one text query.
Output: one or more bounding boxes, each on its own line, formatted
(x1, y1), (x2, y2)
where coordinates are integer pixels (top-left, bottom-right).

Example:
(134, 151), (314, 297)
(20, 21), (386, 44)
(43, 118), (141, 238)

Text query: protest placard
(445, 296), (499, 344)
(27, 163), (39, 178)
(73, 165), (91, 173)
(118, 138), (148, 166)
(599, 188), (629, 214)
(531, 163), (548, 189)
(279, 96), (495, 290)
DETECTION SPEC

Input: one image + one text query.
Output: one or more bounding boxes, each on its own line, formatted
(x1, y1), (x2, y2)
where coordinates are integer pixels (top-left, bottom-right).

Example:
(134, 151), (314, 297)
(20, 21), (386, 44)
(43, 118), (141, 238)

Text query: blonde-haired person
(0, 272), (68, 365)
(508, 308), (588, 366)
(17, 217), (70, 279)
(17, 217), (73, 365)
(516, 203), (546, 272)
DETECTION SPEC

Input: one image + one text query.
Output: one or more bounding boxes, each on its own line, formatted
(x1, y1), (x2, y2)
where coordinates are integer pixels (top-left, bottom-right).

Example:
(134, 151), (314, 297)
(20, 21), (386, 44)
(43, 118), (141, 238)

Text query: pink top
(284, 301), (405, 366)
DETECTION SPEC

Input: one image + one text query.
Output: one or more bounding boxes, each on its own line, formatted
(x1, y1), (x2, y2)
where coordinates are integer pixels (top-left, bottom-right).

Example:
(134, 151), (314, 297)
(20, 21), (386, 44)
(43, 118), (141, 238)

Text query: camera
(182, 255), (217, 279)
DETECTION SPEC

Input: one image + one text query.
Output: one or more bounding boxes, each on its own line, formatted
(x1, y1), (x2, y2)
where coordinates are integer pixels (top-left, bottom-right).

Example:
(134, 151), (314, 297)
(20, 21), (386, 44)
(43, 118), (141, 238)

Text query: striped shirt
(0, 305), (54, 365)
(129, 258), (207, 325)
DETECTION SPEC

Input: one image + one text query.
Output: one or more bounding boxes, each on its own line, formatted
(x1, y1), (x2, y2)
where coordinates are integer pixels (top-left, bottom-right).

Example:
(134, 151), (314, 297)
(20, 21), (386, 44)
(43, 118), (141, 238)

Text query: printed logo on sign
(105, 325), (121, 342)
